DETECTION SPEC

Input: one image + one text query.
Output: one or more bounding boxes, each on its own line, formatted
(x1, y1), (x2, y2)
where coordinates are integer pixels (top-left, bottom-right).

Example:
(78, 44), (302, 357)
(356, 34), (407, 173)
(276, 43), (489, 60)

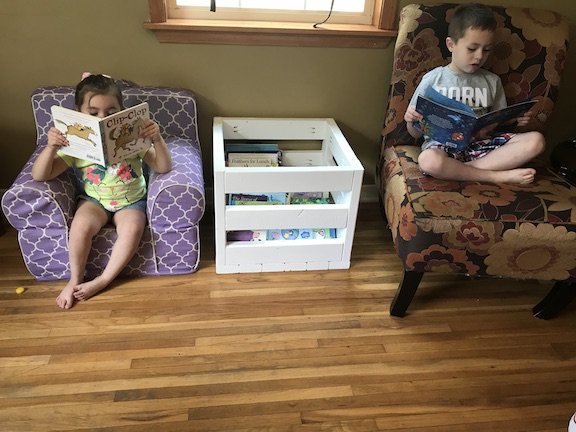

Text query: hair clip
(81, 72), (112, 80)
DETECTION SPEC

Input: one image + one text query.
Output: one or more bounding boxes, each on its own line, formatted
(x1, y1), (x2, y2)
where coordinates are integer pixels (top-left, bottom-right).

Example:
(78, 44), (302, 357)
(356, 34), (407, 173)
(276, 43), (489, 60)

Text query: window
(144, 0), (398, 48)
(169, 0), (375, 25)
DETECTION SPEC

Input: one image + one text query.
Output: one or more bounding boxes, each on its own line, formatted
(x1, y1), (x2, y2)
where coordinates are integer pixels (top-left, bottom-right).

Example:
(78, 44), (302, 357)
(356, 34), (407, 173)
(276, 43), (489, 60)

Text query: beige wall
(1, 0), (575, 189)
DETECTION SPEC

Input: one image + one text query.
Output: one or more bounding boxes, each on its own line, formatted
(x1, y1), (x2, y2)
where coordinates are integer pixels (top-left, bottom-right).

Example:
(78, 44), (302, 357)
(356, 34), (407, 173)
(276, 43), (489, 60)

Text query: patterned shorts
(422, 133), (515, 163)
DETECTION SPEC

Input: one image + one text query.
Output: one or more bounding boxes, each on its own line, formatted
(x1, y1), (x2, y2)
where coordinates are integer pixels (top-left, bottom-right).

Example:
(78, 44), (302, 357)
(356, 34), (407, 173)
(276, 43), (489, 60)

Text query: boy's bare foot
(56, 283), (77, 309)
(496, 168), (536, 184)
(73, 277), (110, 302)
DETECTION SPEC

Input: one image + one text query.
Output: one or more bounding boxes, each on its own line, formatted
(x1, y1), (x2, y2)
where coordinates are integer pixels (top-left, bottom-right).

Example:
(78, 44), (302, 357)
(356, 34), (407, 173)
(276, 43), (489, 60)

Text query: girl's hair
(448, 3), (497, 43)
(75, 74), (124, 110)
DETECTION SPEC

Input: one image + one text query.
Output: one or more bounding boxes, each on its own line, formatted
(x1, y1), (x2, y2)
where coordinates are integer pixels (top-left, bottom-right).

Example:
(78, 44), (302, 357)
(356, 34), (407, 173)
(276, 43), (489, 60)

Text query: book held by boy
(414, 87), (537, 151)
(51, 102), (151, 166)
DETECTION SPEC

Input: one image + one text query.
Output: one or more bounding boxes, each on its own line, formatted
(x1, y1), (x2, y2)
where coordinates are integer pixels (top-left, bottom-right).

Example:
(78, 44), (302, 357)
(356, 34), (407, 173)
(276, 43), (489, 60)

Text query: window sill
(143, 19), (396, 48)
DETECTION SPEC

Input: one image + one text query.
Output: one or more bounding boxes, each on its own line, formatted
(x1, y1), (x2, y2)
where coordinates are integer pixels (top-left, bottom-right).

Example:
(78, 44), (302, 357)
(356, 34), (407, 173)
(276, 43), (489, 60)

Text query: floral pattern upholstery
(377, 4), (576, 284)
(2, 81), (205, 281)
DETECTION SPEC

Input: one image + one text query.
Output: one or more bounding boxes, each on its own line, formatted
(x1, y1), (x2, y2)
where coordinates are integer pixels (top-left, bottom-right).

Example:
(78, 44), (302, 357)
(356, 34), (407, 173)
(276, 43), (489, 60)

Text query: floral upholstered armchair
(2, 81), (205, 281)
(377, 4), (576, 318)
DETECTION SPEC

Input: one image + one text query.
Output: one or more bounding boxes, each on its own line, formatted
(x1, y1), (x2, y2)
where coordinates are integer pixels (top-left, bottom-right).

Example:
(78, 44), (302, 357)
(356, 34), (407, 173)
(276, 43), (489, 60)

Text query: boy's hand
(404, 105), (423, 123)
(47, 127), (69, 149)
(517, 110), (533, 127)
(404, 105), (424, 139)
(139, 119), (162, 142)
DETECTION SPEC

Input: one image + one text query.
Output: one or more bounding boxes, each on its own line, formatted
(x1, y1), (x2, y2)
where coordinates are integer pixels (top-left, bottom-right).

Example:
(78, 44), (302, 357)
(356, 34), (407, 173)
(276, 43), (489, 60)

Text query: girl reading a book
(31, 73), (172, 309)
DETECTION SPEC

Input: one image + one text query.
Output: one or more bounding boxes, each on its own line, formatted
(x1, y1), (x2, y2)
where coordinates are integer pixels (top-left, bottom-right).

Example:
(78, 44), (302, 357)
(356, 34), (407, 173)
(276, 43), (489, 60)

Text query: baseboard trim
(359, 184), (379, 203)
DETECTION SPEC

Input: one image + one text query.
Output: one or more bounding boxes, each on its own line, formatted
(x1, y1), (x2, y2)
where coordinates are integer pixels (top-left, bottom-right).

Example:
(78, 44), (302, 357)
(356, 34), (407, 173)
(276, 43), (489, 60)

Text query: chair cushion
(384, 144), (576, 280)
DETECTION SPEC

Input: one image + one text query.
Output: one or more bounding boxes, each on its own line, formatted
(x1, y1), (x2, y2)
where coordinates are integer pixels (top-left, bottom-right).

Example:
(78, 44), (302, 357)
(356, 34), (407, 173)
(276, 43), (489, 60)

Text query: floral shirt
(58, 150), (148, 212)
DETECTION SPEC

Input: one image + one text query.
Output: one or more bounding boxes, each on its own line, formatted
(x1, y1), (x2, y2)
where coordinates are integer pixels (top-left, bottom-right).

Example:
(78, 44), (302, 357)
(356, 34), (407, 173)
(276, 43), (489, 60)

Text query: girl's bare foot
(73, 276), (110, 302)
(56, 283), (77, 309)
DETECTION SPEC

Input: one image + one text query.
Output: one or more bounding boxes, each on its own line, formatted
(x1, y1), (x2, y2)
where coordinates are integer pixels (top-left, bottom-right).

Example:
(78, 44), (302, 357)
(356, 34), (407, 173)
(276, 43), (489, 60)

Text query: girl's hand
(404, 105), (423, 123)
(139, 119), (162, 142)
(47, 127), (69, 149)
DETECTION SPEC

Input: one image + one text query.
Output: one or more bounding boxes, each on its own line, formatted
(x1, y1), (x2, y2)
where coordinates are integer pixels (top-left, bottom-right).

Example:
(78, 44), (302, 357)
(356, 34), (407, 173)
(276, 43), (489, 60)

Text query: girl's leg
(72, 208), (146, 302)
(56, 201), (108, 309)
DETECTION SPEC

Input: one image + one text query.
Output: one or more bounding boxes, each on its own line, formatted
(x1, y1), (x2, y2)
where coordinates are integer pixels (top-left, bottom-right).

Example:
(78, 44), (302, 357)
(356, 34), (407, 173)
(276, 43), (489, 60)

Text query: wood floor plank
(0, 201), (574, 431)
(0, 386), (352, 431)
(372, 403), (576, 430)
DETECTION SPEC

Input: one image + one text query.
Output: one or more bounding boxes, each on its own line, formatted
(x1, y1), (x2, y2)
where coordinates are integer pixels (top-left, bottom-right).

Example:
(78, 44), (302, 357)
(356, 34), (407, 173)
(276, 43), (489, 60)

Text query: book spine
(99, 121), (108, 166)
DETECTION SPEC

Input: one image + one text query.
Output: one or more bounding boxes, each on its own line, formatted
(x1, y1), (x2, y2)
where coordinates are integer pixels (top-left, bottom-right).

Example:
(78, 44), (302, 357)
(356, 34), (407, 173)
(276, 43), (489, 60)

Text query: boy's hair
(75, 74), (124, 110)
(448, 3), (497, 42)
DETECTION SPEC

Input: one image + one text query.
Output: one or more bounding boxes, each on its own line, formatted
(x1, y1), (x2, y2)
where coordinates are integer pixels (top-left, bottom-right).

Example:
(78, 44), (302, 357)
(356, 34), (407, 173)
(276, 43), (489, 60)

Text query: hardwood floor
(0, 201), (575, 431)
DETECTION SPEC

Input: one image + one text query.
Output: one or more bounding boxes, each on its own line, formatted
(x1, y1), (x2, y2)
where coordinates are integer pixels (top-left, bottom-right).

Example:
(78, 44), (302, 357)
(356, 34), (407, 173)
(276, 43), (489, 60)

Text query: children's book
(228, 193), (288, 205)
(227, 230), (267, 242)
(225, 142), (279, 153)
(414, 87), (537, 151)
(224, 142), (282, 166)
(51, 102), (151, 166)
(227, 152), (279, 167)
(266, 228), (337, 241)
(288, 192), (334, 205)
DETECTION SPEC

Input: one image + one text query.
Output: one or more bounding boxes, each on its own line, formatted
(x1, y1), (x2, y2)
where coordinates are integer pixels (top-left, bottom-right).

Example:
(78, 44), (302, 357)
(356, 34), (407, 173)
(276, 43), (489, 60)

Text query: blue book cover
(224, 142), (279, 153)
(414, 87), (536, 151)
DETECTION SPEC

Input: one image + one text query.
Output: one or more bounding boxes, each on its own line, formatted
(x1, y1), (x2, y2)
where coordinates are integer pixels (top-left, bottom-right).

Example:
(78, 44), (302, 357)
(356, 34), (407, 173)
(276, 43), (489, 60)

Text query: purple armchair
(2, 81), (205, 281)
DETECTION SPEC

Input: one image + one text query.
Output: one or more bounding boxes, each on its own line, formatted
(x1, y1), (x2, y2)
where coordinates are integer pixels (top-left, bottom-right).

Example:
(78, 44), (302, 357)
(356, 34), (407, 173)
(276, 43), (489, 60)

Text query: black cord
(313, 0), (335, 28)
(210, 0), (216, 12)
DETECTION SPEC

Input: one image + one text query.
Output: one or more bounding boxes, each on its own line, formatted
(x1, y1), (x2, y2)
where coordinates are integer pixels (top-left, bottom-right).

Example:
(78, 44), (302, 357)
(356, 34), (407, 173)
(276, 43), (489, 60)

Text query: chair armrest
(147, 137), (205, 230)
(1, 146), (79, 231)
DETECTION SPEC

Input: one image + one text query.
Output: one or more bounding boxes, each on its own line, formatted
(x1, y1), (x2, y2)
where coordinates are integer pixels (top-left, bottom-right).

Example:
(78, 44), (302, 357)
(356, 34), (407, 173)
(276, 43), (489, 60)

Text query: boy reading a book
(404, 3), (544, 184)
(32, 74), (172, 309)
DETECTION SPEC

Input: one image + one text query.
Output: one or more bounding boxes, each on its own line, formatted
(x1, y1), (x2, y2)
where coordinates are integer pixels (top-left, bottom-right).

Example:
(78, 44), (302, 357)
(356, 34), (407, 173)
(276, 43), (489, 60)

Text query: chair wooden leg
(532, 280), (576, 320)
(390, 270), (424, 317)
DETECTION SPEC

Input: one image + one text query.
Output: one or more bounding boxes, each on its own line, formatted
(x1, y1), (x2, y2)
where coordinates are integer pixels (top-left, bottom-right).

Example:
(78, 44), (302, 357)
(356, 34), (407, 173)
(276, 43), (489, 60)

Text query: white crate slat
(224, 204), (349, 230)
(221, 118), (329, 140)
(281, 150), (324, 167)
(224, 167), (356, 194)
(225, 240), (345, 265)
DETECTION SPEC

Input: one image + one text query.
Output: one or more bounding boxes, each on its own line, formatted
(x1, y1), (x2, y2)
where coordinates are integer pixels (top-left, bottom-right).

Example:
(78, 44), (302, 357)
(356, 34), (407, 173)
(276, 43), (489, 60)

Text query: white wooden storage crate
(213, 117), (364, 274)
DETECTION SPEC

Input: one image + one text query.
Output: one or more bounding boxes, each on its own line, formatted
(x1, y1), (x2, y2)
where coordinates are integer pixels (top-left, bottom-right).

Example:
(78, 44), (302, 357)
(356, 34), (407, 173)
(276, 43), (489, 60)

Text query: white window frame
(144, 0), (398, 48)
(168, 0), (375, 25)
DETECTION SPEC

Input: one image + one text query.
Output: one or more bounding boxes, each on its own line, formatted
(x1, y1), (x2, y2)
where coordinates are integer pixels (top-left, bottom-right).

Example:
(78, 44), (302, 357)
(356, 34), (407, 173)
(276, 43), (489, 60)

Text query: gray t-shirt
(410, 66), (507, 117)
